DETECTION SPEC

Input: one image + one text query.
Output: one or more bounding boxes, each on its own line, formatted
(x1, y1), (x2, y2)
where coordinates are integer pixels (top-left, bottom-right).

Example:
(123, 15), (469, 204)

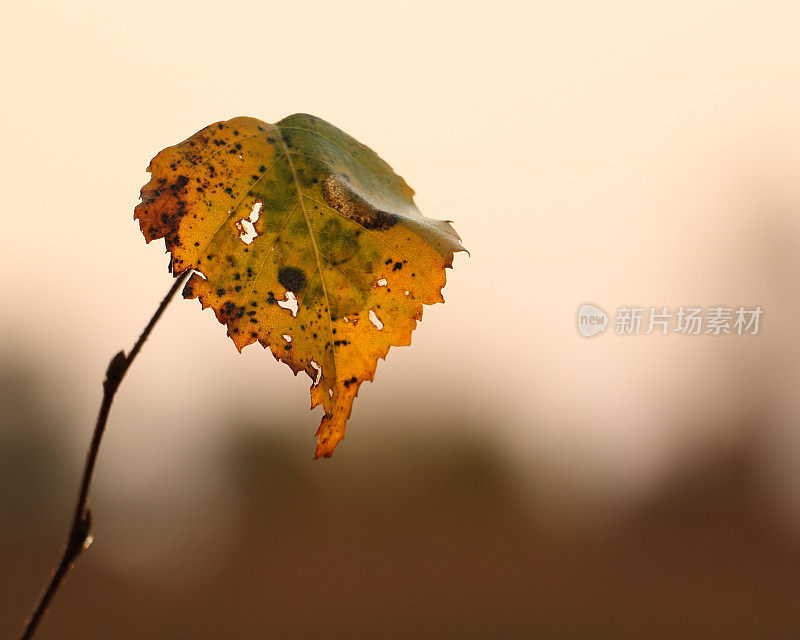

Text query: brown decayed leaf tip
(135, 114), (465, 457)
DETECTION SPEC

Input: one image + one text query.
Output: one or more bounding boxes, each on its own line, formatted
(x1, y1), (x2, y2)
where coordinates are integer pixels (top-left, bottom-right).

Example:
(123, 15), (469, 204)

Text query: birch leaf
(135, 114), (465, 457)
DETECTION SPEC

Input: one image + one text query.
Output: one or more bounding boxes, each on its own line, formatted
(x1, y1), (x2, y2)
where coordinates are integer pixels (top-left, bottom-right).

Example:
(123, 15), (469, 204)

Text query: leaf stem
(18, 269), (192, 640)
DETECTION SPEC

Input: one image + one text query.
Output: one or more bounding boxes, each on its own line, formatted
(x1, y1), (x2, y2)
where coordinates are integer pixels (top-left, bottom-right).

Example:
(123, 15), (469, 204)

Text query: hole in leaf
(310, 360), (322, 387)
(329, 388), (334, 398)
(283, 334), (292, 342)
(376, 278), (388, 287)
(369, 309), (384, 330)
(236, 201), (262, 245)
(277, 291), (298, 317)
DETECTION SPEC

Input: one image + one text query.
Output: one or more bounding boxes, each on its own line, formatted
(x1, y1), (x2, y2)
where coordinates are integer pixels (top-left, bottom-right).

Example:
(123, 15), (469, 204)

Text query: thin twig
(18, 269), (192, 640)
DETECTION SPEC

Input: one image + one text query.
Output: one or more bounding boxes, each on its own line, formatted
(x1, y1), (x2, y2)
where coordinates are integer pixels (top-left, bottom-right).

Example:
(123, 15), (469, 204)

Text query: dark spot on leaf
(220, 301), (244, 321)
(278, 266), (306, 293)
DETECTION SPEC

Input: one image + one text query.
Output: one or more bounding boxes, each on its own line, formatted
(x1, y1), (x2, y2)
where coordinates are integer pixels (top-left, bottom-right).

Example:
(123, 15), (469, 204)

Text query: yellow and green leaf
(135, 114), (465, 457)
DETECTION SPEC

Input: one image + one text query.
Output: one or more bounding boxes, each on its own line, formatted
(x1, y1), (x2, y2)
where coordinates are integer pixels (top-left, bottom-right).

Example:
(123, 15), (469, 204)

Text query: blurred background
(4, 1), (800, 637)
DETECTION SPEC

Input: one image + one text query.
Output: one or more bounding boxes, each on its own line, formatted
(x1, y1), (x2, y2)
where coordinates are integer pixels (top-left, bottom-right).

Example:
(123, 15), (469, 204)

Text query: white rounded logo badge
(577, 303), (608, 337)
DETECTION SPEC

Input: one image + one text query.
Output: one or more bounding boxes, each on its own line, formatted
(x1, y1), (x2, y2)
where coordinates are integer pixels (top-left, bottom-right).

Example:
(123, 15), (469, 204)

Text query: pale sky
(4, 0), (800, 524)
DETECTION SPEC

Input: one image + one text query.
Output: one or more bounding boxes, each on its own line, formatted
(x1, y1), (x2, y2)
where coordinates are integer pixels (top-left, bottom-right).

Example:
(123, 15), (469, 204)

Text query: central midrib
(272, 123), (339, 389)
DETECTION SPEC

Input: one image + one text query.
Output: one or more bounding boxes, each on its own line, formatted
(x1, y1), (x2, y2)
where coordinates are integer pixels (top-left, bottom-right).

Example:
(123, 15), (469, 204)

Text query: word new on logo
(577, 303), (609, 337)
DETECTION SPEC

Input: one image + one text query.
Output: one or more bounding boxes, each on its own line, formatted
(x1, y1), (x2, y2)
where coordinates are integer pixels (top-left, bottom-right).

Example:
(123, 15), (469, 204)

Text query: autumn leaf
(135, 114), (465, 458)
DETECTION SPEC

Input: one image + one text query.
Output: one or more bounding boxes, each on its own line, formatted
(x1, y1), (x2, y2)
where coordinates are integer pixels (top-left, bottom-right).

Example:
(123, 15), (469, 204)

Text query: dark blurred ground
(3, 361), (800, 640)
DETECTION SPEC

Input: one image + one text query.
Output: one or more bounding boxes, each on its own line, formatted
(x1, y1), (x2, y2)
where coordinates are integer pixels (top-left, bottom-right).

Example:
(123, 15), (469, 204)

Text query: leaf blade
(135, 114), (465, 457)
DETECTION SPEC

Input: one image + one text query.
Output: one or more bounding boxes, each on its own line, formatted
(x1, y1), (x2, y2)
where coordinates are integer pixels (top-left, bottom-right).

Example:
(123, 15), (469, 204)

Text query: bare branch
(18, 269), (192, 640)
